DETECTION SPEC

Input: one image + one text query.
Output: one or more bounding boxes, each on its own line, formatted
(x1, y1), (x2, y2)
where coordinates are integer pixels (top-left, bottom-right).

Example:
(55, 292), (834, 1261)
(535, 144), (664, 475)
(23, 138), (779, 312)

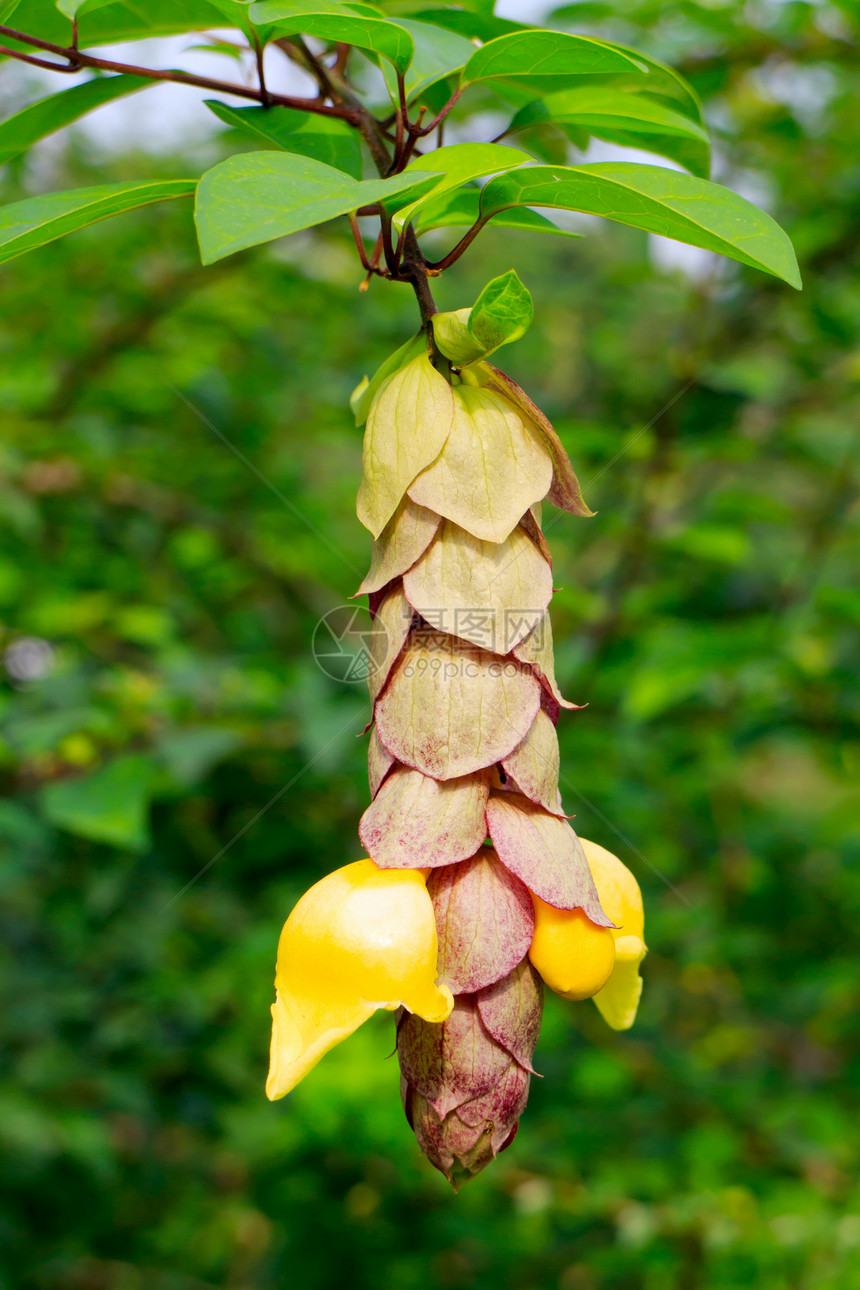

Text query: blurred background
(1, 1), (859, 1287)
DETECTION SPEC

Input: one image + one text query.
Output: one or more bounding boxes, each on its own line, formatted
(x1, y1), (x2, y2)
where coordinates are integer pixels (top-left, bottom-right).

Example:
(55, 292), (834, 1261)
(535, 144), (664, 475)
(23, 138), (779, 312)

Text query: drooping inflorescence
(267, 277), (647, 1186)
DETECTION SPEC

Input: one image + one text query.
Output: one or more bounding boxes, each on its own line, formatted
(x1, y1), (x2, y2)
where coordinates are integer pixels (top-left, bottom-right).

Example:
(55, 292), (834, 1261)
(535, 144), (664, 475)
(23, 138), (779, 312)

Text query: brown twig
(0, 22), (451, 326)
(391, 71), (409, 169)
(0, 24), (357, 120)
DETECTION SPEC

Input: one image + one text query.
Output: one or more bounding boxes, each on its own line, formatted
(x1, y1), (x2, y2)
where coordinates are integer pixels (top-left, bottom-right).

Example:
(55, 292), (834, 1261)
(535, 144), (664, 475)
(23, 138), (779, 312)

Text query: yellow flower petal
(266, 991), (375, 1101)
(580, 838), (647, 1031)
(267, 859), (453, 1099)
(527, 896), (616, 1001)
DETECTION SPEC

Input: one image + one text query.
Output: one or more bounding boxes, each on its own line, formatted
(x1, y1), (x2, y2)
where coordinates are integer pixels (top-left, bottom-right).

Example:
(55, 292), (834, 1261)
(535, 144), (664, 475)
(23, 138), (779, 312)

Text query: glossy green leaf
(195, 151), (442, 262)
(392, 142), (533, 231)
(0, 0), (238, 47)
(507, 87), (710, 177)
(206, 0), (257, 28)
(480, 163), (801, 287)
(0, 76), (149, 168)
(56, 0), (117, 18)
(405, 7), (524, 42)
(204, 100), (362, 178)
(598, 44), (705, 125)
(412, 186), (578, 238)
(462, 30), (645, 90)
(249, 1), (415, 70)
(0, 179), (196, 265)
(382, 19), (475, 101)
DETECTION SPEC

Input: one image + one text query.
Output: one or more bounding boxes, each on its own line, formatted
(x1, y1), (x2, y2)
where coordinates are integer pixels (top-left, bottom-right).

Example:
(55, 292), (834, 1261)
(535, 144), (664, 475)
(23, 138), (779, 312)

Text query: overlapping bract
(351, 342), (647, 1183)
(264, 326), (646, 1183)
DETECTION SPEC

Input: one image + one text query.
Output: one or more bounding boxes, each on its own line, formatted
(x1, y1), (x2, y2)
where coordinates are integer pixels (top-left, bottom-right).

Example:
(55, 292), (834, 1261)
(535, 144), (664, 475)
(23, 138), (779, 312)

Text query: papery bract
(356, 496), (441, 596)
(501, 708), (565, 815)
(487, 792), (611, 922)
(403, 519), (553, 652)
(484, 366), (594, 518)
(429, 849), (534, 993)
(367, 584), (413, 703)
(360, 767), (490, 869)
(367, 724), (395, 796)
(356, 354), (454, 538)
(513, 612), (582, 710)
(408, 382), (553, 543)
(375, 629), (541, 779)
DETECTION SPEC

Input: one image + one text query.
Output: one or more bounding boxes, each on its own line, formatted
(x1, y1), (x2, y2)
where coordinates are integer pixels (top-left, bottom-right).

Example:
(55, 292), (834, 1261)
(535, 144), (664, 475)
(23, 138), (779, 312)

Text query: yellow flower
(528, 899), (617, 1000)
(526, 839), (647, 1029)
(266, 858), (453, 1100)
(582, 838), (647, 1031)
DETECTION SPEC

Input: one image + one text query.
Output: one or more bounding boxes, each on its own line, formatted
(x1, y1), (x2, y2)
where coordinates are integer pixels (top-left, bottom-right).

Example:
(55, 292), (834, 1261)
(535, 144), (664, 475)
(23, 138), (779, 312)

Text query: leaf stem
(252, 33), (270, 107)
(416, 86), (462, 138)
(426, 215), (489, 271)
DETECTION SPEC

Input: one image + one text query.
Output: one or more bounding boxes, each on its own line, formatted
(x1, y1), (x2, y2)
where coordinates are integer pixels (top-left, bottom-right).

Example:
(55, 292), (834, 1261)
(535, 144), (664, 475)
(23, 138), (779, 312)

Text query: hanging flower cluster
(266, 284), (647, 1187)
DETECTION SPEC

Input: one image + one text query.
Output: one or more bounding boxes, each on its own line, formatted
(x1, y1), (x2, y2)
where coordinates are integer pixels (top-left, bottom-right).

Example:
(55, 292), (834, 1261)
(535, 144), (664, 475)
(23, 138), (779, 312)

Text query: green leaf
(392, 141), (533, 231)
(382, 19), (475, 101)
(507, 87), (710, 178)
(0, 179), (196, 266)
(597, 44), (705, 125)
(469, 269), (533, 352)
(412, 186), (579, 239)
(204, 100), (362, 178)
(206, 0), (257, 29)
(56, 0), (124, 18)
(195, 151), (442, 263)
(249, 1), (415, 70)
(39, 754), (156, 852)
(350, 331), (425, 426)
(462, 30), (646, 90)
(0, 76), (149, 168)
(405, 8), (525, 42)
(1, 0), (249, 50)
(479, 163), (802, 288)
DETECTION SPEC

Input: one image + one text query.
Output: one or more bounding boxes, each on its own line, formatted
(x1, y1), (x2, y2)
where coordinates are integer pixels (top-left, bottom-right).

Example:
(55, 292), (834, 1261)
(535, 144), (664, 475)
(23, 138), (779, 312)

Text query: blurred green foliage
(2, 1), (860, 1287)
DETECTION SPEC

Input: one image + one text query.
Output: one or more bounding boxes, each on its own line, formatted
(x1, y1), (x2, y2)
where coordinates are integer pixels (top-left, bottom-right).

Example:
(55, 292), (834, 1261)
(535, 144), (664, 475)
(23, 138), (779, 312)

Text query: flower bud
(398, 961), (543, 1187)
